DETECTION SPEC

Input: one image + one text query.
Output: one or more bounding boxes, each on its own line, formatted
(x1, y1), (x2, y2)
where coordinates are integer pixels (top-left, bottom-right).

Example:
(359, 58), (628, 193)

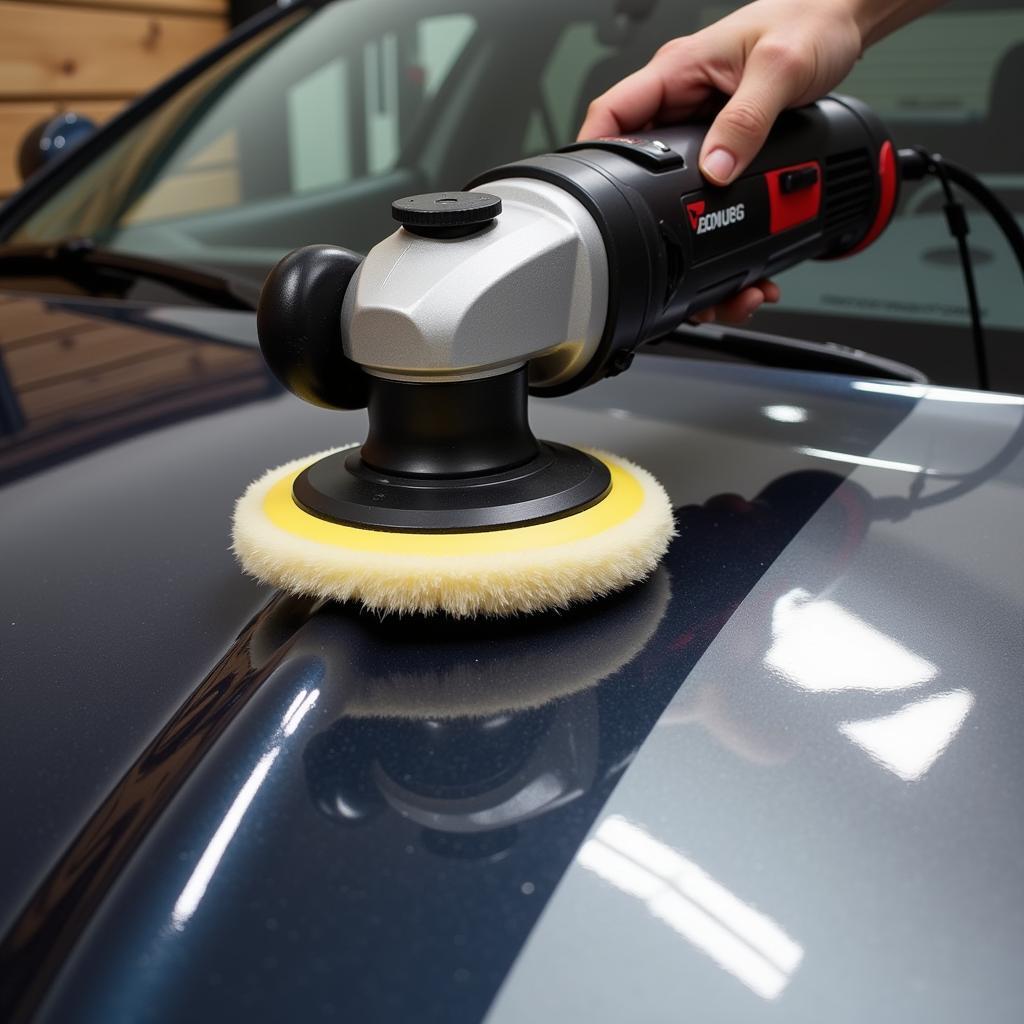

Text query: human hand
(579, 0), (869, 322)
(580, 0), (867, 184)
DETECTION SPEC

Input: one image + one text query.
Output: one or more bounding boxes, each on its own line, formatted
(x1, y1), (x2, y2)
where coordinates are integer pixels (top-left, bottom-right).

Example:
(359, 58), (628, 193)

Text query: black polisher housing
(292, 366), (611, 533)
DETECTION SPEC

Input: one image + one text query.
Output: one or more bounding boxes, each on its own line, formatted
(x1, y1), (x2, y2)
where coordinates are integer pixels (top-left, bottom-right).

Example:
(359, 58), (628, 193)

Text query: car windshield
(3, 0), (1022, 376)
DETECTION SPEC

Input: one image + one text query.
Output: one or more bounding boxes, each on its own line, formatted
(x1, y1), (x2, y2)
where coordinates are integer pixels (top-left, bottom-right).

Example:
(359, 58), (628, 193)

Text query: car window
(522, 22), (614, 153)
(288, 13), (476, 190)
(120, 12), (477, 224)
(7, 0), (689, 263)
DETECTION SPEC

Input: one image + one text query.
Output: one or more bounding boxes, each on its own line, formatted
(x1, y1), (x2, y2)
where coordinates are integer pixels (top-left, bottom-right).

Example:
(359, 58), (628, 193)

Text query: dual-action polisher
(233, 94), (900, 617)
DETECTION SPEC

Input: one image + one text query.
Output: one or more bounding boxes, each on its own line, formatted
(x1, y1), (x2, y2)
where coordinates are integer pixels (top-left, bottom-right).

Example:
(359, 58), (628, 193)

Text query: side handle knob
(257, 244), (369, 410)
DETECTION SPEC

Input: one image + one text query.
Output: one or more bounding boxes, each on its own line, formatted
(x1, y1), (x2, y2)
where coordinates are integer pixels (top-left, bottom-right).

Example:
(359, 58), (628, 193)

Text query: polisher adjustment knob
(392, 192), (501, 238)
(257, 244), (369, 410)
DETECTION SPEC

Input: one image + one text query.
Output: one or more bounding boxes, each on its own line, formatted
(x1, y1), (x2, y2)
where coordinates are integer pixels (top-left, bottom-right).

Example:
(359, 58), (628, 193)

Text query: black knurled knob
(392, 192), (501, 238)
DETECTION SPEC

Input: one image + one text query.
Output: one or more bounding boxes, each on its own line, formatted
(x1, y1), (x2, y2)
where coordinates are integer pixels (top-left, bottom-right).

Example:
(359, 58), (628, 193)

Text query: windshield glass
(5, 0), (1022, 382)
(8, 0), (656, 273)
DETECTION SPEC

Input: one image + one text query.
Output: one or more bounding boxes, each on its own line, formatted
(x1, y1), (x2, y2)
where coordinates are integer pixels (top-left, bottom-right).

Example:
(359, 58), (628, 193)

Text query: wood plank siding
(0, 0), (228, 197)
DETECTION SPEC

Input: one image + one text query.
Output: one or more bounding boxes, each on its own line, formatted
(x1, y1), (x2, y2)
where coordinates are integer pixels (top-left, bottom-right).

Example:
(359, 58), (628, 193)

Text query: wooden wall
(0, 0), (229, 199)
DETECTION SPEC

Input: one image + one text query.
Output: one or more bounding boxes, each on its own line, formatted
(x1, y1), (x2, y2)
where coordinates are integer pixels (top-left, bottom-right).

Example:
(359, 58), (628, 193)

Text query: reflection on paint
(578, 815), (802, 1000)
(852, 381), (1024, 405)
(171, 746), (280, 932)
(283, 688), (320, 736)
(766, 589), (937, 693)
(840, 688), (974, 781)
(762, 404), (808, 423)
(797, 446), (923, 474)
(170, 687), (321, 931)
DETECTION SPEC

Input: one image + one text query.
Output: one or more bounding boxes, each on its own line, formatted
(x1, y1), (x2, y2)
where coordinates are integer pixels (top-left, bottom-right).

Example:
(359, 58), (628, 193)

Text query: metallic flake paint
(6, 295), (1020, 1022)
(1, 297), (921, 1019)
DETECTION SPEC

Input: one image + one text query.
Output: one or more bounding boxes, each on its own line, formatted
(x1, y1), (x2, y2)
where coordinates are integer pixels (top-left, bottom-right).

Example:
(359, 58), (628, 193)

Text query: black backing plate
(292, 442), (611, 533)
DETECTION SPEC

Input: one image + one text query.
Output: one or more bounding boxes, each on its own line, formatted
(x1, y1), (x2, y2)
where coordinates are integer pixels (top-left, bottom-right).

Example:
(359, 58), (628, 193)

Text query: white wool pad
(232, 447), (675, 618)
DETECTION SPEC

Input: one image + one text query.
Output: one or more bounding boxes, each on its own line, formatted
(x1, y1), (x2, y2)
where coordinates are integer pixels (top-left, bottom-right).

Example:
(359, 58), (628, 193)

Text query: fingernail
(702, 148), (736, 184)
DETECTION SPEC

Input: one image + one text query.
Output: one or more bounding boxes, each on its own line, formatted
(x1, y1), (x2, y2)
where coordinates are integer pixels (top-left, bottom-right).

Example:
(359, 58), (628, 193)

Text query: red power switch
(765, 161), (822, 234)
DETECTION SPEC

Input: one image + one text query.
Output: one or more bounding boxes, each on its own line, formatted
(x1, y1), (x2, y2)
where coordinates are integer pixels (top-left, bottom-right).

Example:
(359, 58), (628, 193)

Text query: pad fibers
(232, 446), (675, 618)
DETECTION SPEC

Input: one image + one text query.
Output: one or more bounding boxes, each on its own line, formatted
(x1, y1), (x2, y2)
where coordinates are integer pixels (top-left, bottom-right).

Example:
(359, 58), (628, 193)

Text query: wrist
(845, 0), (889, 46)
(845, 0), (943, 48)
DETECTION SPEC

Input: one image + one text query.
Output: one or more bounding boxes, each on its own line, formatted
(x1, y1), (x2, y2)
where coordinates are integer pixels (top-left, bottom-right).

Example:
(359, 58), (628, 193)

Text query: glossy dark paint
(0, 292), (271, 482)
(0, 293), (284, 939)
(0, 292), (918, 1018)
(0, 598), (284, 1017)
(487, 386), (1024, 1022)
(33, 471), (870, 1024)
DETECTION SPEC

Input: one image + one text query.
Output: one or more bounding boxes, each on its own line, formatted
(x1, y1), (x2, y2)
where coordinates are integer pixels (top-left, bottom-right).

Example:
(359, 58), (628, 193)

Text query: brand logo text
(686, 201), (746, 235)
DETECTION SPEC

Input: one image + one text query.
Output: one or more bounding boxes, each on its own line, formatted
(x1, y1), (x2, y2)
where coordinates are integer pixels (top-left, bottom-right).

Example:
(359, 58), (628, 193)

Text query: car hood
(2, 293), (1023, 1022)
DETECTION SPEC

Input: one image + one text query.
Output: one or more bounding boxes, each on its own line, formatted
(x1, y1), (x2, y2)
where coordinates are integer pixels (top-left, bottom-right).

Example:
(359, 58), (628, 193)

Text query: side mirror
(17, 113), (97, 181)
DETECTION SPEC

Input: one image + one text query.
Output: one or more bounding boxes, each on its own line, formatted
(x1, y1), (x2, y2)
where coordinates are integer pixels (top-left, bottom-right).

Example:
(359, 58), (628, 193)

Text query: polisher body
(233, 96), (900, 617)
(471, 93), (899, 394)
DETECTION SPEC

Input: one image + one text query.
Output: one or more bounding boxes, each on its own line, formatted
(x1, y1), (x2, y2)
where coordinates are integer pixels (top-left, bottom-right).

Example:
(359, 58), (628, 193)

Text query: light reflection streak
(578, 816), (802, 1000)
(766, 589), (937, 693)
(797, 446), (923, 474)
(170, 686), (321, 931)
(171, 746), (280, 931)
(852, 381), (1024, 405)
(762, 404), (808, 423)
(840, 688), (974, 781)
(283, 687), (320, 736)
(281, 689), (308, 728)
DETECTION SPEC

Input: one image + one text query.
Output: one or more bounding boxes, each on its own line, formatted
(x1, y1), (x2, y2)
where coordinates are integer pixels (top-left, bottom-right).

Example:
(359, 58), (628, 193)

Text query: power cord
(899, 147), (1024, 391)
(931, 153), (986, 389)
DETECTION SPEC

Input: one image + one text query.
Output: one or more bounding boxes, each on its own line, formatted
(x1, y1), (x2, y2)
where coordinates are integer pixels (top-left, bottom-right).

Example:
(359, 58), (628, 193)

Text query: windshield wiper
(0, 238), (256, 310)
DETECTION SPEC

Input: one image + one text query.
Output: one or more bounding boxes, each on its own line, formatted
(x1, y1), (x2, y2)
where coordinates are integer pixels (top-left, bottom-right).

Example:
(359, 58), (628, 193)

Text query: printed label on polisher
(688, 201), (746, 234)
(682, 175), (769, 265)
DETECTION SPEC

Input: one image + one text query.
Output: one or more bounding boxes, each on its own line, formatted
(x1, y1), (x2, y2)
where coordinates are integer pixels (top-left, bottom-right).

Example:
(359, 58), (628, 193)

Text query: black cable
(906, 148), (988, 389)
(871, 148), (1024, 515)
(940, 159), (1024, 284)
(899, 147), (1024, 281)
(907, 158), (1024, 505)
(900, 148), (1024, 391)
(938, 159), (988, 389)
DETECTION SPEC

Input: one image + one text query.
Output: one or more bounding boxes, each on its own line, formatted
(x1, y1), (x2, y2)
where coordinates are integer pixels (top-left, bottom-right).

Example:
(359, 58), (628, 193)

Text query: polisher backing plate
(232, 445), (675, 618)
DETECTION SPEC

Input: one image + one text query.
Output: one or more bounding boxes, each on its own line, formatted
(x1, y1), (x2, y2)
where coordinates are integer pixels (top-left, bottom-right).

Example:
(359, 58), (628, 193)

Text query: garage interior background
(0, 0), (1019, 391)
(0, 0), (271, 200)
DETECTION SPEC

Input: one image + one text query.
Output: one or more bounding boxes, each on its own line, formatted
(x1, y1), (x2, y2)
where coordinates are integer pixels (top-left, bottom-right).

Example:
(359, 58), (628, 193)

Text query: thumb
(699, 41), (809, 185)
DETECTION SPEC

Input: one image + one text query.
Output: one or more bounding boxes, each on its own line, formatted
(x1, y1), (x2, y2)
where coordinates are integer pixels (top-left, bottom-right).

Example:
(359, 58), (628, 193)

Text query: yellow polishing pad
(232, 446), (675, 617)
